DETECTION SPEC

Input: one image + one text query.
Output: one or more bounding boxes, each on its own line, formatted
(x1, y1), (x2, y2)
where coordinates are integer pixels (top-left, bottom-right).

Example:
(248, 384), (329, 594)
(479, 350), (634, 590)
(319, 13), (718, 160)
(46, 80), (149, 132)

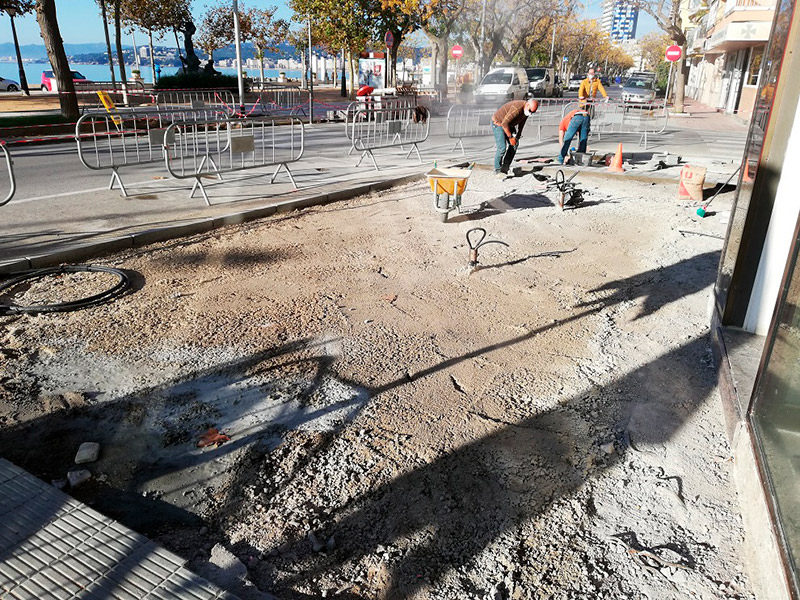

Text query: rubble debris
(74, 442), (100, 464)
(197, 427), (231, 448)
(67, 470), (92, 488)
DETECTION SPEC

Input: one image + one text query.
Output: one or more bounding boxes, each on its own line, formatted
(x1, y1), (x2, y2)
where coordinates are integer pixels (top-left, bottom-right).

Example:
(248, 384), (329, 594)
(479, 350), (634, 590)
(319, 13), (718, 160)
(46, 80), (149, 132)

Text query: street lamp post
(232, 0), (246, 114)
(308, 16), (313, 125)
(5, 9), (30, 95)
(549, 23), (556, 67)
(478, 0), (487, 79)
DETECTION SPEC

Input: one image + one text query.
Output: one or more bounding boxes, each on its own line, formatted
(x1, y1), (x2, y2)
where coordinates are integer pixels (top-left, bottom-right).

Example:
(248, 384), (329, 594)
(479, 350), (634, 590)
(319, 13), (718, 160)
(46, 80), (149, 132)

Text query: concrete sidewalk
(0, 459), (238, 600)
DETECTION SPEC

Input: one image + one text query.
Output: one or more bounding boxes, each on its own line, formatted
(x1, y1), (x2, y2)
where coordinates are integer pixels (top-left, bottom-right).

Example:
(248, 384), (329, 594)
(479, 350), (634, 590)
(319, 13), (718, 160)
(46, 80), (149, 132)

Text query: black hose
(0, 265), (131, 316)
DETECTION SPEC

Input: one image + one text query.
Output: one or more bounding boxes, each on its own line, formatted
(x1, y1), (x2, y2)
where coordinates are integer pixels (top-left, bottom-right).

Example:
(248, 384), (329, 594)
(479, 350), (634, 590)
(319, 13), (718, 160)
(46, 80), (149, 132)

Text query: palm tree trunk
(35, 0), (78, 119)
(149, 29), (156, 85)
(99, 0), (116, 84)
(113, 0), (127, 85)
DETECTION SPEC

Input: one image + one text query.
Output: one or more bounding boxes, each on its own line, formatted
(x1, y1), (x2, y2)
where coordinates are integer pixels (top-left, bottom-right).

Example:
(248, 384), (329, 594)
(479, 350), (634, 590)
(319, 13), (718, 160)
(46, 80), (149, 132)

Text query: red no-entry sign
(451, 45), (463, 59)
(665, 45), (682, 62)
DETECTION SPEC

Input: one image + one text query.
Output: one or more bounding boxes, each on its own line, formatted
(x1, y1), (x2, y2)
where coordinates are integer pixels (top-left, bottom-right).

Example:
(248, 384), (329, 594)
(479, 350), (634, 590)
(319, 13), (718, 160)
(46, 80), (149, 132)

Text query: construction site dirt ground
(0, 167), (753, 600)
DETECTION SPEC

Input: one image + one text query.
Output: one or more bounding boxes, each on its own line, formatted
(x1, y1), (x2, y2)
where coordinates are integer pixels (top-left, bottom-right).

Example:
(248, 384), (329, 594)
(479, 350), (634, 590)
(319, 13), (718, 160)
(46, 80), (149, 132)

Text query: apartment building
(601, 0), (640, 41)
(686, 0), (775, 119)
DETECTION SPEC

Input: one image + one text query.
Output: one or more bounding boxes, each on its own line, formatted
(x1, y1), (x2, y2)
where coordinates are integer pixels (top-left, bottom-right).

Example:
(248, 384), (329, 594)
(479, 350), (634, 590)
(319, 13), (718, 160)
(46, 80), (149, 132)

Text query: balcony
(725, 0), (776, 14)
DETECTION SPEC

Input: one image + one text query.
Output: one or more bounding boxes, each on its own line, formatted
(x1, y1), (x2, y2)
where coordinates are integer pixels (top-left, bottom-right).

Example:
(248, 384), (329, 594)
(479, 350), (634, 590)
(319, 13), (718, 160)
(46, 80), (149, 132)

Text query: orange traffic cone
(608, 143), (624, 172)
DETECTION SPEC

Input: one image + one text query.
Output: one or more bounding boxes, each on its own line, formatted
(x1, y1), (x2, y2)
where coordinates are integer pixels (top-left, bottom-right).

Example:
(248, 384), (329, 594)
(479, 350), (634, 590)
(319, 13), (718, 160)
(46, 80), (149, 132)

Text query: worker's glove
(509, 137), (517, 147)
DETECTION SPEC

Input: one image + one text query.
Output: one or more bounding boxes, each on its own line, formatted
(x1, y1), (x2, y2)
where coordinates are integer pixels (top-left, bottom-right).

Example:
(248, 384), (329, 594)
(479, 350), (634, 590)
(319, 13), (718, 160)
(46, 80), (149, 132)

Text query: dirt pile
(0, 169), (751, 599)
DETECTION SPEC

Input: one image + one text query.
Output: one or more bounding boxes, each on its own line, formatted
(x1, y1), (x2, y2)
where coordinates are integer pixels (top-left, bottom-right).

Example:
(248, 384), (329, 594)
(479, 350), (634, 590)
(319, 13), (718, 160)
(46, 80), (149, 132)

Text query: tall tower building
(601, 0), (639, 42)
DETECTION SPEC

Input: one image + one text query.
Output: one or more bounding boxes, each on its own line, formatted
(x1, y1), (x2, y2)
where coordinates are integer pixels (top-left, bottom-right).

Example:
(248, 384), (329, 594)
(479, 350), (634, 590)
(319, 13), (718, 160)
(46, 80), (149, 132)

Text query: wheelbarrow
(425, 165), (474, 222)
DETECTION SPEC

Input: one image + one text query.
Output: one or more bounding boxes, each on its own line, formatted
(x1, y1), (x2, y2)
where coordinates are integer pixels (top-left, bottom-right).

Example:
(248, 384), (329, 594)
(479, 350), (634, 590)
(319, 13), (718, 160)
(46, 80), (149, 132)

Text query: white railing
(75, 108), (229, 196)
(155, 89), (237, 114)
(349, 105), (431, 171)
(164, 116), (305, 205)
(0, 142), (15, 207)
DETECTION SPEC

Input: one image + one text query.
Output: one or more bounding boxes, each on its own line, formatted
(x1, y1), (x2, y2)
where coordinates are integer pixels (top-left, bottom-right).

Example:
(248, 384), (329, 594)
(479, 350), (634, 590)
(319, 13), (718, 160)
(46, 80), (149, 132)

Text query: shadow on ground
(0, 249), (726, 598)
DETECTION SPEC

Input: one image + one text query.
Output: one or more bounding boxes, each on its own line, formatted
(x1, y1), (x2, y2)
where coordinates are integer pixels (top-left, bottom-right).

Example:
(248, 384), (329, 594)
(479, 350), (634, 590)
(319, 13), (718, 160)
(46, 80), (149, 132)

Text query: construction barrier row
(344, 97), (417, 155)
(0, 142), (15, 207)
(75, 81), (149, 113)
(559, 100), (669, 149)
(155, 89), (237, 115)
(446, 98), (573, 156)
(75, 107), (230, 196)
(164, 116), (305, 205)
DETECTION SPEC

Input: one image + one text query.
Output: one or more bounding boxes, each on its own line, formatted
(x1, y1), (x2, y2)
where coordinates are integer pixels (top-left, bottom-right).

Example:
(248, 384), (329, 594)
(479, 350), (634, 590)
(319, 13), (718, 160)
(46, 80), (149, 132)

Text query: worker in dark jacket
(492, 98), (539, 178)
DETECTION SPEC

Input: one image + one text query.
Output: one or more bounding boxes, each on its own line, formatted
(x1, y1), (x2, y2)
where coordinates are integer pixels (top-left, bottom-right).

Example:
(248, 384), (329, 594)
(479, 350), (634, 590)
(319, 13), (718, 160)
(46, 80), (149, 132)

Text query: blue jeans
(492, 123), (516, 173)
(559, 114), (590, 162)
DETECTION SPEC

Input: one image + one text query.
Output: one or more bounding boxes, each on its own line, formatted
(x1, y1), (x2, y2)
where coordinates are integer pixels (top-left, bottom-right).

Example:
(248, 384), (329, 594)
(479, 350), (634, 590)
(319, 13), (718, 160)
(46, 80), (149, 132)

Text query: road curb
(0, 173), (424, 275)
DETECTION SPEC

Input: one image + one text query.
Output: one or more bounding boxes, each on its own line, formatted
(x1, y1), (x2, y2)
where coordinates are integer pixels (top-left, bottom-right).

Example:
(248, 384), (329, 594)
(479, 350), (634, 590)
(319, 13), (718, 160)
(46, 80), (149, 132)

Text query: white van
(474, 67), (529, 104)
(525, 67), (555, 97)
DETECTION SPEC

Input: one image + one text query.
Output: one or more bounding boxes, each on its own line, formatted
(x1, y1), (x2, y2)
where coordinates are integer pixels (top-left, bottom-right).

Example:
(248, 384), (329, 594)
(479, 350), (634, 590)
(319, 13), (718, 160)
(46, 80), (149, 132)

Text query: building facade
(686, 0), (774, 119)
(601, 0), (640, 41)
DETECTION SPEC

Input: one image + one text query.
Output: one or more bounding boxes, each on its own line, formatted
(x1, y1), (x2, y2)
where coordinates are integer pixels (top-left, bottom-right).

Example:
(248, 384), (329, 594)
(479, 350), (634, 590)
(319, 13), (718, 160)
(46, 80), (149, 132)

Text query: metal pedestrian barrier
(155, 89), (237, 114)
(254, 84), (306, 117)
(75, 108), (228, 196)
(75, 81), (149, 113)
(349, 104), (430, 171)
(0, 141), (15, 207)
(345, 97), (417, 155)
(446, 99), (573, 156)
(446, 105), (495, 155)
(163, 116), (304, 205)
(559, 100), (669, 149)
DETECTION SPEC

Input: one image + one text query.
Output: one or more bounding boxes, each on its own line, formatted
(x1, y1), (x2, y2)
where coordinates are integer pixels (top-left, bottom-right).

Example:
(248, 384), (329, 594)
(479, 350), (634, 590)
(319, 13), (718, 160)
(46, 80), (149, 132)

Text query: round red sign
(665, 45), (682, 62)
(451, 45), (464, 59)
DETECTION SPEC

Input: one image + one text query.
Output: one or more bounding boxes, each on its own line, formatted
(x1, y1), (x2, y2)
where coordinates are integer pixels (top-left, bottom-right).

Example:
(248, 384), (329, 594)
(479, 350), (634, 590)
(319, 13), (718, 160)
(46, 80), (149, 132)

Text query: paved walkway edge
(0, 173), (424, 275)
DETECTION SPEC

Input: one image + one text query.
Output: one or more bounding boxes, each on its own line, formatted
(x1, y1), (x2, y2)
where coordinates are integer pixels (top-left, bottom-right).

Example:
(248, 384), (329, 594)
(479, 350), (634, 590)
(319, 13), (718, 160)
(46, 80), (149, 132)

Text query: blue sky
(1, 0), (656, 47)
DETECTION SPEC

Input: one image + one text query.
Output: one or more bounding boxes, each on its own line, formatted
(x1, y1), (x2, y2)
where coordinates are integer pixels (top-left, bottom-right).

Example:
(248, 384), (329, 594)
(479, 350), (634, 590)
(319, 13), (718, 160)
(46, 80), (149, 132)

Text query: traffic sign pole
(663, 45), (682, 115)
(450, 45), (463, 94)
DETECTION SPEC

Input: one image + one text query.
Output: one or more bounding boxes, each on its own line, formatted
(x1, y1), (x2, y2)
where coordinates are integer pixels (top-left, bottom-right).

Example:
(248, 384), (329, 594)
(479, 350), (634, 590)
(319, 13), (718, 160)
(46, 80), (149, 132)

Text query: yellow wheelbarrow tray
(425, 167), (473, 197)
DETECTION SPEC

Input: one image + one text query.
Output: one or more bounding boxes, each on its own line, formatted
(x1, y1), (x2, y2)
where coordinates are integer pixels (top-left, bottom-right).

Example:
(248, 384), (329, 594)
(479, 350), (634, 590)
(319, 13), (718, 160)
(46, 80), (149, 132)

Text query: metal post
(549, 23), (556, 67)
(233, 0), (246, 114)
(479, 0), (487, 78)
(131, 30), (141, 71)
(7, 12), (29, 95)
(664, 61), (674, 116)
(308, 16), (314, 124)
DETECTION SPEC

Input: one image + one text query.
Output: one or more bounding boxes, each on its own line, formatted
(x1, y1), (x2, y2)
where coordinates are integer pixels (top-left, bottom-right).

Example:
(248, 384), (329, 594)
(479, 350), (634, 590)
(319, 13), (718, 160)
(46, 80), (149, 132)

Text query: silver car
(0, 76), (20, 92)
(621, 77), (656, 105)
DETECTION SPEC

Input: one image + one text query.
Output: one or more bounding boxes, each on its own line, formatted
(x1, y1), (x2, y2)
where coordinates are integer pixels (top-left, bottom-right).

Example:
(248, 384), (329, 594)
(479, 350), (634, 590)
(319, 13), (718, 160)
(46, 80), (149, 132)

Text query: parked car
(567, 75), (584, 91)
(525, 67), (555, 97)
(621, 77), (657, 104)
(599, 76), (610, 87)
(0, 76), (20, 92)
(473, 67), (529, 104)
(41, 70), (92, 92)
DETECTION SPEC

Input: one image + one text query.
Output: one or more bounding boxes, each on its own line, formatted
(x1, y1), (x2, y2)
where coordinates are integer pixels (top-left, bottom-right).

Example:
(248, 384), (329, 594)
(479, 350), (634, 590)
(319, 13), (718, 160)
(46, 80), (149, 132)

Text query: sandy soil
(0, 167), (752, 600)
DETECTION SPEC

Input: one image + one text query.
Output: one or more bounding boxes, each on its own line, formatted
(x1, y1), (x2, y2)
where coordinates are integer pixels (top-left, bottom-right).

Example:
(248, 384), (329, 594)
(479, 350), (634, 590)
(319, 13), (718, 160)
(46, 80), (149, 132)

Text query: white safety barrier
(446, 105), (495, 155)
(254, 84), (305, 117)
(75, 81), (149, 113)
(163, 116), (304, 205)
(155, 89), (237, 114)
(0, 142), (15, 207)
(349, 105), (430, 171)
(344, 97), (417, 155)
(560, 100), (669, 149)
(75, 108), (228, 196)
(446, 99), (573, 155)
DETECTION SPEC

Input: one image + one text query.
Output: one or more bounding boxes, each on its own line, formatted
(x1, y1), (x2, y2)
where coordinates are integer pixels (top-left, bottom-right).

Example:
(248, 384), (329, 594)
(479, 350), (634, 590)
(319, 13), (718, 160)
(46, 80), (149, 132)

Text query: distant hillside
(0, 43), (117, 59)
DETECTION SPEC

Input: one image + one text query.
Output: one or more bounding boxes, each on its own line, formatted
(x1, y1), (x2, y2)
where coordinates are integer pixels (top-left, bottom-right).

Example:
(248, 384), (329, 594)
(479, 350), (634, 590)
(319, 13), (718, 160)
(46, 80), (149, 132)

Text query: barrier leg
(392, 132), (405, 152)
(405, 143), (422, 163)
(271, 163), (298, 189)
(190, 176), (211, 206)
(356, 150), (379, 171)
(109, 167), (129, 197)
(450, 138), (466, 156)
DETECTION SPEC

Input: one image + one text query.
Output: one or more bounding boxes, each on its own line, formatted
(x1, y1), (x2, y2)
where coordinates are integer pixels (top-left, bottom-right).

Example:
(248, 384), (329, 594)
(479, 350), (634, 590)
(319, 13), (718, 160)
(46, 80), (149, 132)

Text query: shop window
(747, 46), (764, 86)
(751, 231), (800, 590)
